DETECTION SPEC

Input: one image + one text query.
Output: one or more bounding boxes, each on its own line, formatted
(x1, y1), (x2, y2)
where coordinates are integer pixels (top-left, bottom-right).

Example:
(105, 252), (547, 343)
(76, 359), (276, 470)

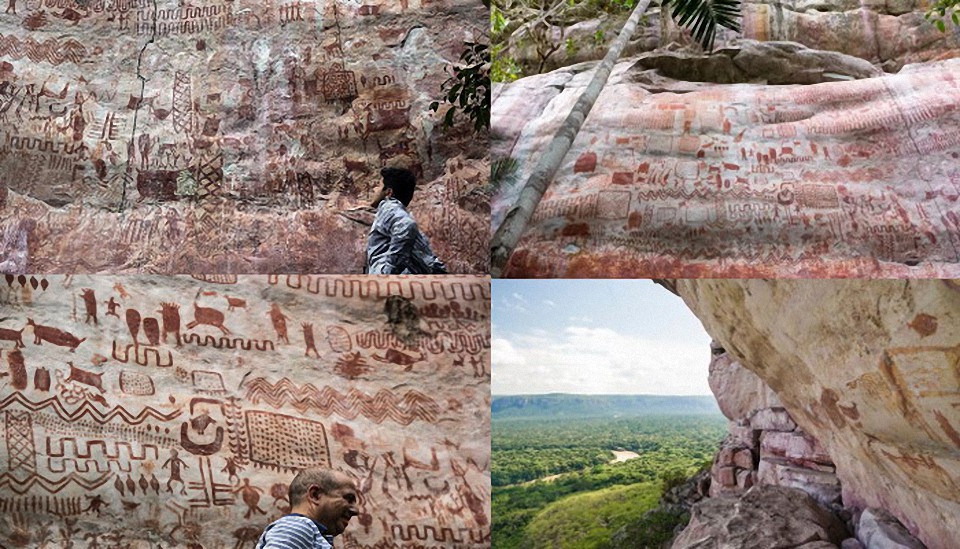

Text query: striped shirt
(256, 514), (334, 549)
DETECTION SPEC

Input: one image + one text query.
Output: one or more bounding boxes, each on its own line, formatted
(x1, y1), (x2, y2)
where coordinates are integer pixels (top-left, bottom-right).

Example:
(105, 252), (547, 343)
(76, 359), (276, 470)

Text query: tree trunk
(490, 0), (653, 277)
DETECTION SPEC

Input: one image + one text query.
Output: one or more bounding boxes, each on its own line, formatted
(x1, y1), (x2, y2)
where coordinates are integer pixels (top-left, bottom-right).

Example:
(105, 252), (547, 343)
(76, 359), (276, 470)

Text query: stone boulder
(671, 485), (848, 548)
(858, 508), (927, 549)
(633, 40), (883, 84)
(491, 55), (960, 278)
(677, 279), (960, 549)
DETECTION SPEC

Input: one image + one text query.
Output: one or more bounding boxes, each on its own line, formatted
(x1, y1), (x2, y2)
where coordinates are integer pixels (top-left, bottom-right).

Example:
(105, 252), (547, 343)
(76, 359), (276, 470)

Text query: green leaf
(936, 18), (946, 31)
(669, 0), (742, 52)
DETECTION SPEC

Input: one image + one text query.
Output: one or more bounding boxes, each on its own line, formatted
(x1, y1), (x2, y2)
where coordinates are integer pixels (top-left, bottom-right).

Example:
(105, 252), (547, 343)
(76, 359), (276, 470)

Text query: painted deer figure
(186, 303), (231, 335)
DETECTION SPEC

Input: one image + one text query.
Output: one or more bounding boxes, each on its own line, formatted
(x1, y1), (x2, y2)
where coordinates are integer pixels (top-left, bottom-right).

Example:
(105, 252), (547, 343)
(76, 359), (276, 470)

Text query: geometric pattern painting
(0, 275), (490, 548)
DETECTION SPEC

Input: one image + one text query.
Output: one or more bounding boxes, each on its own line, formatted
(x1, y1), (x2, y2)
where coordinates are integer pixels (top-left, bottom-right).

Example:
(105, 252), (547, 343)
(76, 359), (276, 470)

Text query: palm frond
(667, 0), (741, 52)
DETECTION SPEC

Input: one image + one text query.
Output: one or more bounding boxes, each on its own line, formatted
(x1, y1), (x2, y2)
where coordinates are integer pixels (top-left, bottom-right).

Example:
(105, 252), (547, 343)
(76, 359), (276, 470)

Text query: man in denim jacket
(366, 167), (447, 275)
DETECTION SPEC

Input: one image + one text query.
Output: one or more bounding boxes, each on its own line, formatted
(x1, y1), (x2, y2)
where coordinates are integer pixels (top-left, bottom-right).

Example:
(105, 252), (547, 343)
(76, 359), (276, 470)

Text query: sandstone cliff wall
(0, 0), (489, 273)
(677, 279), (960, 549)
(492, 50), (960, 277)
(0, 275), (490, 547)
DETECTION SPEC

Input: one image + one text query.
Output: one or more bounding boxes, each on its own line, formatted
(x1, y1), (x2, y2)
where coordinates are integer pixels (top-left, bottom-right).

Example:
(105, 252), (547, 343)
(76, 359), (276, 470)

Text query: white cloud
(492, 325), (711, 396)
(542, 299), (557, 308)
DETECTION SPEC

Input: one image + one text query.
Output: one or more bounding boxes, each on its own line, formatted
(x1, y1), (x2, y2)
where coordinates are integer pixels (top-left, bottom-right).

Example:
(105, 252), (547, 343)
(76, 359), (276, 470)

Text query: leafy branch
(430, 41), (490, 132)
(925, 0), (959, 32)
(664, 0), (741, 52)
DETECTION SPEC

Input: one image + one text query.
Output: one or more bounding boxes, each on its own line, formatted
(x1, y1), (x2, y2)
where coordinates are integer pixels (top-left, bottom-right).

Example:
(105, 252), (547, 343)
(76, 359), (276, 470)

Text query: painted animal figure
(66, 362), (105, 393)
(80, 288), (98, 325)
(225, 296), (246, 311)
(0, 326), (24, 348)
(27, 318), (85, 352)
(373, 348), (425, 371)
(186, 303), (231, 335)
(158, 302), (182, 346)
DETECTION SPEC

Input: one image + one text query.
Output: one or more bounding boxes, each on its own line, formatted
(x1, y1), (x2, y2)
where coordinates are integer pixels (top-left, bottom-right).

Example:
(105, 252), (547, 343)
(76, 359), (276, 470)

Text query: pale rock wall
(0, 275), (490, 548)
(708, 344), (841, 508)
(0, 0), (489, 273)
(677, 279), (960, 549)
(491, 50), (960, 277)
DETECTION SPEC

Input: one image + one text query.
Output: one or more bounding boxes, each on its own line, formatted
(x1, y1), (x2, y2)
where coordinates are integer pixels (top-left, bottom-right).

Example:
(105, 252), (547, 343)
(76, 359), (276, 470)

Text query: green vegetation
(666, 0), (742, 52)
(524, 482), (662, 547)
(430, 42), (490, 132)
(491, 0), (743, 82)
(926, 0), (959, 31)
(492, 413), (727, 548)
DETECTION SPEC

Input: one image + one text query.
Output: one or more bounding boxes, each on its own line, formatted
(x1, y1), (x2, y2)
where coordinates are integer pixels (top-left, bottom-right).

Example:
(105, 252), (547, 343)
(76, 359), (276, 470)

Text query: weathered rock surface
(0, 275), (490, 547)
(677, 279), (960, 549)
(504, 0), (960, 75)
(634, 40), (883, 84)
(709, 341), (781, 421)
(707, 339), (843, 505)
(671, 485), (848, 549)
(858, 508), (928, 549)
(0, 0), (489, 273)
(491, 54), (960, 277)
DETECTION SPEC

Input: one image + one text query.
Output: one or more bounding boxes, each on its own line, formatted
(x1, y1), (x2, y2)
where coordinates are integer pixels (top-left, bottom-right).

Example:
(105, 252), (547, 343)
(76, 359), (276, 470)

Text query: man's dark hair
(381, 167), (416, 206)
(288, 468), (343, 505)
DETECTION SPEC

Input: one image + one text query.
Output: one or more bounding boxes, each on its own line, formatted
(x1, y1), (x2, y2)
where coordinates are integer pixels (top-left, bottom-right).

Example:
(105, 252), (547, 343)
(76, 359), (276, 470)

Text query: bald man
(256, 468), (360, 549)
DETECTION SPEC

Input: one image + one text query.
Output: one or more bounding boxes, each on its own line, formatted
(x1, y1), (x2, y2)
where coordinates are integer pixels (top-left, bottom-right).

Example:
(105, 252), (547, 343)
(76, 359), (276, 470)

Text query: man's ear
(384, 187), (394, 198)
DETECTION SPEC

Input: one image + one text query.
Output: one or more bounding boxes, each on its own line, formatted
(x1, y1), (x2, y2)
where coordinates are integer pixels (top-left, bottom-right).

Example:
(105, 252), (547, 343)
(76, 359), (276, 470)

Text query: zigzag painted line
(0, 471), (113, 495)
(244, 378), (440, 425)
(0, 393), (183, 424)
(0, 36), (87, 65)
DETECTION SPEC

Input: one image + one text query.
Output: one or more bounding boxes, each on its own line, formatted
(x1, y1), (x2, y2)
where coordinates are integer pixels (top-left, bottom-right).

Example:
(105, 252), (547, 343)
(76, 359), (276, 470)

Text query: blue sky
(493, 280), (713, 396)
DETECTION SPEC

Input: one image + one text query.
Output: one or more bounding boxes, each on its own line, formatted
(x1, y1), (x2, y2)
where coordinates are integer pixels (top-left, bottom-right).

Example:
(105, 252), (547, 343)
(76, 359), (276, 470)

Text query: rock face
(634, 41), (883, 84)
(0, 0), (489, 273)
(0, 275), (490, 547)
(708, 343), (841, 507)
(505, 0), (960, 76)
(671, 485), (849, 549)
(858, 508), (927, 549)
(491, 52), (960, 278)
(677, 279), (960, 549)
(730, 0), (960, 71)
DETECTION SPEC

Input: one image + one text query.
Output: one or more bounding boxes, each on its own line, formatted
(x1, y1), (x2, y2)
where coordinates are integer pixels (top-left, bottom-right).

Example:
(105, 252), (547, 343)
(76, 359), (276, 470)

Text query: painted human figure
(268, 303), (290, 344)
(162, 449), (189, 495)
(235, 477), (266, 519)
(104, 297), (120, 317)
(221, 456), (245, 485)
(85, 494), (106, 516)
